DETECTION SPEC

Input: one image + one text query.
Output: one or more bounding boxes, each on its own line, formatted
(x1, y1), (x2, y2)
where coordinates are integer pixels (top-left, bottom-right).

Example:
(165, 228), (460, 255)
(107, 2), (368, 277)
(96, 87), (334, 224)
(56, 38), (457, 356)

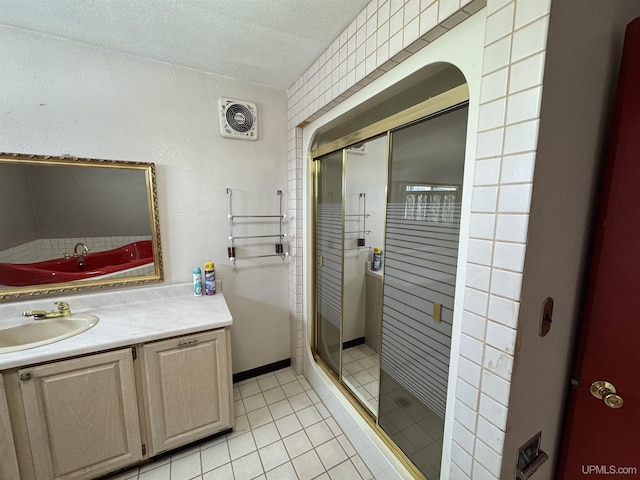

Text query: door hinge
(132, 347), (137, 361)
(142, 443), (146, 456)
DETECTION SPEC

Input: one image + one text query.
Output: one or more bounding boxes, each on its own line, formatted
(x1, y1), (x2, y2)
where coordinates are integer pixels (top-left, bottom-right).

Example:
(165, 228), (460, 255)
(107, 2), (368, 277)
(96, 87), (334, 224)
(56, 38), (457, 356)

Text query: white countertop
(0, 283), (232, 370)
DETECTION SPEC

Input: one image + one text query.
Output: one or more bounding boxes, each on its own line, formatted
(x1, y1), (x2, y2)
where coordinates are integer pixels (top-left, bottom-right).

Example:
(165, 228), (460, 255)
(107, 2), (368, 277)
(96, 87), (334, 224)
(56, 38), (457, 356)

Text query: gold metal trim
(310, 83), (469, 159)
(0, 152), (163, 301)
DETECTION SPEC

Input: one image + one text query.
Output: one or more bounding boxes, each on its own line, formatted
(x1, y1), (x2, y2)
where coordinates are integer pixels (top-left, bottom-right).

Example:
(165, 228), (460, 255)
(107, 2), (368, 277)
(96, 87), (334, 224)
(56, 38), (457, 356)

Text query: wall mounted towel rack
(226, 188), (288, 265)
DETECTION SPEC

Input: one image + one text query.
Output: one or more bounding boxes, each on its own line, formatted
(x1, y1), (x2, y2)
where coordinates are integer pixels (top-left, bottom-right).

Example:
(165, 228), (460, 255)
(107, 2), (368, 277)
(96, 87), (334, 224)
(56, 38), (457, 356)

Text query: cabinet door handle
(177, 339), (199, 348)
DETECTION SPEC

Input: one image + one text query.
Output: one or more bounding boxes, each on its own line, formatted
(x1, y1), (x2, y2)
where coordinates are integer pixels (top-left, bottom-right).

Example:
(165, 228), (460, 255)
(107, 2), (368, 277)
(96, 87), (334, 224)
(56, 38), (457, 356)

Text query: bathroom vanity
(0, 284), (233, 480)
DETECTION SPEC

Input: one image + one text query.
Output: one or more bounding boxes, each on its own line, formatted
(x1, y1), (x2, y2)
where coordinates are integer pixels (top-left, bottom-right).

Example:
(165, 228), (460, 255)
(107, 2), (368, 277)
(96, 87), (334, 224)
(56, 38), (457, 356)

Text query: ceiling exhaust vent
(218, 98), (258, 141)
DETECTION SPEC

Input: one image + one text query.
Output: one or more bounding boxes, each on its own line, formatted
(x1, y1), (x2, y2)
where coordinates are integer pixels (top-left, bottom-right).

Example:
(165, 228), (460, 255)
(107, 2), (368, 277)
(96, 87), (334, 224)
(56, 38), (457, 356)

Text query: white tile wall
(286, 0), (551, 478)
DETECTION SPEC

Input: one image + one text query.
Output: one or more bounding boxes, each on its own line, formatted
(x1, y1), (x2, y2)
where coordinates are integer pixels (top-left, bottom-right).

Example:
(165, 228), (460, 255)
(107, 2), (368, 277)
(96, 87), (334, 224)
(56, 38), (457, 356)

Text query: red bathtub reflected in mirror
(0, 241), (154, 287)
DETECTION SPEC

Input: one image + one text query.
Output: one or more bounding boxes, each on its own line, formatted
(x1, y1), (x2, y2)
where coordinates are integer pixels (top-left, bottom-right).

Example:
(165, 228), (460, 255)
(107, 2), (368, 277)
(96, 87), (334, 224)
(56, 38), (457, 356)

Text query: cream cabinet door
(0, 374), (21, 480)
(141, 328), (232, 455)
(18, 349), (142, 480)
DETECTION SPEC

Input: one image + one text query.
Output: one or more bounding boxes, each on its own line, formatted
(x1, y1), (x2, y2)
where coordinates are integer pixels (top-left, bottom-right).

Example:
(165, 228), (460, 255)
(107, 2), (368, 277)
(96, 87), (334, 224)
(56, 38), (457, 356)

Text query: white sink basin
(0, 314), (99, 353)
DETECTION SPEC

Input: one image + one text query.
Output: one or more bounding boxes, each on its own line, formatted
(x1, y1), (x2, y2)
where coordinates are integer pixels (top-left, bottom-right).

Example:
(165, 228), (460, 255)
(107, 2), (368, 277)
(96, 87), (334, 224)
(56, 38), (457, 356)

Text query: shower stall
(312, 83), (469, 480)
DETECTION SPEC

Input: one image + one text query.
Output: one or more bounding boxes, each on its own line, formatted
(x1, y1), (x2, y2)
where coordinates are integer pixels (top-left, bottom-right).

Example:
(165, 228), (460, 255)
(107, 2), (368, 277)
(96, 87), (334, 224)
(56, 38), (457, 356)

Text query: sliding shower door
(378, 105), (468, 479)
(312, 82), (469, 480)
(315, 150), (344, 373)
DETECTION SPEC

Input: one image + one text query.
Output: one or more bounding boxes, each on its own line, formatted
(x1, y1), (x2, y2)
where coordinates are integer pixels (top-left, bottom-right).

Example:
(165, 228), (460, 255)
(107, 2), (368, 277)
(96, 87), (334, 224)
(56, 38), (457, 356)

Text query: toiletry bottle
(204, 261), (216, 295)
(372, 247), (381, 271)
(193, 267), (203, 296)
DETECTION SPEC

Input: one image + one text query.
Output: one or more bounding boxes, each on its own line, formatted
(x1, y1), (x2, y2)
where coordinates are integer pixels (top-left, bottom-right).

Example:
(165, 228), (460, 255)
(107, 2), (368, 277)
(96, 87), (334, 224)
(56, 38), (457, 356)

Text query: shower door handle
(318, 256), (324, 267)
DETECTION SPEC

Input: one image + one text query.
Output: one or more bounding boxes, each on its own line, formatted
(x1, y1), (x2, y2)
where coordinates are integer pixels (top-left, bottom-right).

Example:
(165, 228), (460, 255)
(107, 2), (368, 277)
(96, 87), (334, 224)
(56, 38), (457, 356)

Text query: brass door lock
(590, 380), (624, 409)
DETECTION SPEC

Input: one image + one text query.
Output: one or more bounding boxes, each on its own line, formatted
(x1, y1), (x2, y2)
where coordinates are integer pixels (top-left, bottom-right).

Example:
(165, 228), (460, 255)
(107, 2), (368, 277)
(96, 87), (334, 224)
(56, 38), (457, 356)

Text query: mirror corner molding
(0, 151), (164, 301)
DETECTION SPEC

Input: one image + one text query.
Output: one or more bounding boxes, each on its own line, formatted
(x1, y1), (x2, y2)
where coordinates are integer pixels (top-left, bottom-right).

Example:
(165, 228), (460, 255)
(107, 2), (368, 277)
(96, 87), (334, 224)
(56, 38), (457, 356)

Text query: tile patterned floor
(341, 343), (380, 415)
(105, 367), (375, 480)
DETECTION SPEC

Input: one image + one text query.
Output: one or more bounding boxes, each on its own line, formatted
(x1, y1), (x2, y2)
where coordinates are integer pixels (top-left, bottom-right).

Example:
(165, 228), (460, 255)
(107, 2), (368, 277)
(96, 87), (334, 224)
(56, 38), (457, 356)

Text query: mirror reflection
(0, 153), (162, 300)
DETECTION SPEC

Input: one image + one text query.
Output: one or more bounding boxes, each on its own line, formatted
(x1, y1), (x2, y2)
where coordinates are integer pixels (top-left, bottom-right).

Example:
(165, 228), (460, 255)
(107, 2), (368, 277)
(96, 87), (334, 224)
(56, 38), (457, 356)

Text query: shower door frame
(310, 84), (470, 479)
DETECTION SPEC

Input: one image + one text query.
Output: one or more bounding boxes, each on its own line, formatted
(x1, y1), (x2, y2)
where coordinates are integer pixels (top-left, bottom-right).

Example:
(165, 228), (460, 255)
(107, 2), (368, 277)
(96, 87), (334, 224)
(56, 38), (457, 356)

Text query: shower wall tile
(481, 369), (512, 406)
(466, 238), (494, 266)
(470, 213), (497, 239)
(460, 333), (486, 365)
(476, 128), (505, 159)
(498, 183), (533, 213)
(514, 0), (551, 29)
(463, 287), (489, 316)
(473, 460), (499, 480)
(482, 37), (512, 75)
(509, 52), (545, 93)
(483, 345), (514, 381)
(489, 268), (523, 300)
(451, 440), (474, 474)
(484, 2), (514, 45)
(454, 420), (477, 454)
(457, 355), (483, 387)
(456, 378), (479, 410)
(475, 439), (503, 477)
(492, 241), (526, 272)
(501, 153), (536, 184)
(488, 295), (520, 329)
(476, 415), (506, 450)
(480, 68), (508, 103)
(466, 263), (492, 291)
(450, 462), (473, 480)
(511, 16), (549, 62)
(495, 214), (529, 243)
(455, 398), (479, 433)
(474, 158), (501, 186)
(503, 119), (540, 154)
(479, 393), (509, 430)
(461, 310), (488, 341)
(471, 186), (499, 212)
(478, 98), (507, 131)
(505, 86), (543, 124)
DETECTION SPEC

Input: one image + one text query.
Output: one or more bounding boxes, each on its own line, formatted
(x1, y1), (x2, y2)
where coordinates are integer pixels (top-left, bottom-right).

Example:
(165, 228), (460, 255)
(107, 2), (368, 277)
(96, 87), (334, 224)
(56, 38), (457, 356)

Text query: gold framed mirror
(0, 152), (163, 300)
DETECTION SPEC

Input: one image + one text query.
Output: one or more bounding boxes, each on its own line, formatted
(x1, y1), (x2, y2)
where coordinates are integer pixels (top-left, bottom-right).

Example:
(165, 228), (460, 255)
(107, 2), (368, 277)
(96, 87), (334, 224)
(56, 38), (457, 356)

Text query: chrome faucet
(22, 301), (72, 320)
(73, 242), (89, 270)
(74, 242), (89, 257)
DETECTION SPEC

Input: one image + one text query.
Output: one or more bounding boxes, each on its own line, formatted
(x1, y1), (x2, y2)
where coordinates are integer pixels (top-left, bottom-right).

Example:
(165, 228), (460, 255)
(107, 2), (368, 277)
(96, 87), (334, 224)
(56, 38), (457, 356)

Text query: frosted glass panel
(379, 105), (468, 479)
(315, 150), (343, 373)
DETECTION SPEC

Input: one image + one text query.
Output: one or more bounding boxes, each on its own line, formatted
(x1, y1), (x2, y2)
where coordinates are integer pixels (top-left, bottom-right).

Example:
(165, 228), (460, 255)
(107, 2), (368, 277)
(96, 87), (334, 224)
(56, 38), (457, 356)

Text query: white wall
(504, 2), (640, 478)
(0, 26), (289, 373)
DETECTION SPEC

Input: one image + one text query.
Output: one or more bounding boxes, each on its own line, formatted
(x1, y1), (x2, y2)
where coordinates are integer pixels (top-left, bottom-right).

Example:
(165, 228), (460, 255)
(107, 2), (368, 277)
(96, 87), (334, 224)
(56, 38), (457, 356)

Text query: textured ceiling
(0, 0), (370, 89)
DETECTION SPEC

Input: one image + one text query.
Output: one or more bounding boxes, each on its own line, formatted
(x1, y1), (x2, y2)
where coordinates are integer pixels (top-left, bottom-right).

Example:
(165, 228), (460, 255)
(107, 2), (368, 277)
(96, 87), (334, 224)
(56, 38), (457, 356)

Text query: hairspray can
(204, 262), (216, 295)
(372, 247), (381, 271)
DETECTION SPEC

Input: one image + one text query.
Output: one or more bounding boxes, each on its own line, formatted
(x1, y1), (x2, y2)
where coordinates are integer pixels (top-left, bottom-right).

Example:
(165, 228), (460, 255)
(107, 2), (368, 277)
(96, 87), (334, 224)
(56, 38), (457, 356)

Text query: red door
(557, 18), (640, 479)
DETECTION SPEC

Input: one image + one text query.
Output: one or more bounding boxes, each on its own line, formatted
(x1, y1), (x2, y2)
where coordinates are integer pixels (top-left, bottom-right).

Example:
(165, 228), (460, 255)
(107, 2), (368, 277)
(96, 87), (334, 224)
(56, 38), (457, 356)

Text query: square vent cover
(218, 98), (258, 141)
